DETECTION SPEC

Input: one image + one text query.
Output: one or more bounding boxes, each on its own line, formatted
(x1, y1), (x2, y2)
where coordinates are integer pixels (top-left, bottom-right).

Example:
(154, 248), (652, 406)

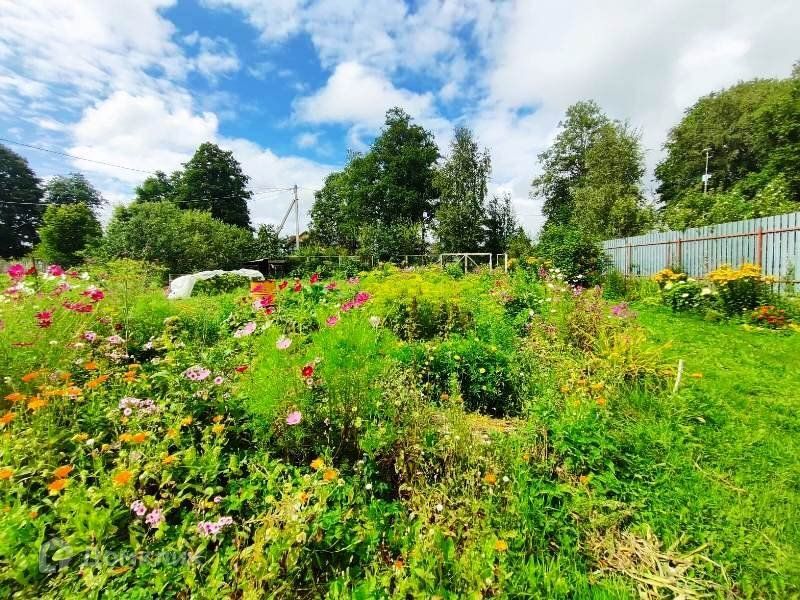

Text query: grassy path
(632, 305), (800, 596)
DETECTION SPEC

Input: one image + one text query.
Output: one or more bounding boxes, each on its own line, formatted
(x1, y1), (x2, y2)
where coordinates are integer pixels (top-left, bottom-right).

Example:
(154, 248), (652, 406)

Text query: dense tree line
(3, 62), (798, 268)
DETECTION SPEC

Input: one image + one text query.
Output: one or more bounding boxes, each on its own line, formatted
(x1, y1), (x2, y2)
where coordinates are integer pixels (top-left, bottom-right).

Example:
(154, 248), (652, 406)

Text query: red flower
(234, 365), (249, 373)
(278, 280), (288, 290)
(82, 287), (105, 302)
(35, 310), (54, 328)
(301, 364), (314, 378)
(25, 266), (38, 276)
(310, 273), (320, 284)
(63, 301), (93, 313)
(293, 281), (302, 292)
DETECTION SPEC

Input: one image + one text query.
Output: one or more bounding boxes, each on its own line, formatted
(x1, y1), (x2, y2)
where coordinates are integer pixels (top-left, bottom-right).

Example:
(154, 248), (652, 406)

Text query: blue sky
(1, 0), (798, 234)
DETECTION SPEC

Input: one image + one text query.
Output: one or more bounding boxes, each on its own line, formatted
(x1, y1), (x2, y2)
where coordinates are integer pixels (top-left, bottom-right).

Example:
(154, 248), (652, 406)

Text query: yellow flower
(0, 468), (13, 480)
(596, 396), (607, 407)
(165, 428), (178, 439)
(212, 414), (224, 423)
(483, 472), (497, 485)
(211, 423), (225, 435)
(73, 433), (89, 442)
(180, 416), (193, 427)
(494, 539), (508, 552)
(27, 396), (47, 411)
(310, 457), (325, 471)
(162, 454), (178, 466)
(322, 469), (338, 481)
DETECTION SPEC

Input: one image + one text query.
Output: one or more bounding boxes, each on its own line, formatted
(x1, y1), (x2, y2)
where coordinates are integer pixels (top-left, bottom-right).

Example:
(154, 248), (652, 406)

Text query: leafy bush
(98, 202), (256, 280)
(708, 263), (773, 315)
(404, 336), (521, 416)
(192, 273), (251, 296)
(36, 203), (102, 266)
(533, 224), (606, 286)
(660, 279), (713, 312)
(383, 296), (473, 340)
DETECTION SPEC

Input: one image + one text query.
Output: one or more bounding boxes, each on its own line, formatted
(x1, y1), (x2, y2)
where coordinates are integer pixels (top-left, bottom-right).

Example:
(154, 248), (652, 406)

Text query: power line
(0, 136), (156, 174)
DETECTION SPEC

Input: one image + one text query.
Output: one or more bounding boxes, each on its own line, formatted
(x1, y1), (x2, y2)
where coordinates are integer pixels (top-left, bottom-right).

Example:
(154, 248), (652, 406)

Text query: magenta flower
(276, 335), (291, 350)
(184, 366), (211, 381)
(234, 321), (256, 338)
(326, 315), (339, 327)
(6, 263), (25, 280)
(286, 410), (302, 426)
(82, 286), (105, 302)
(325, 281), (337, 291)
(46, 265), (64, 277)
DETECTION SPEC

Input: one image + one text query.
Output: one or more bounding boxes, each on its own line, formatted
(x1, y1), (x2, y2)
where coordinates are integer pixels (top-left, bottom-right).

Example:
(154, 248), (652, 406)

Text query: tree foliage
(309, 109), (438, 251)
(43, 173), (104, 209)
(483, 193), (519, 256)
(37, 203), (102, 266)
(531, 101), (652, 239)
(174, 142), (253, 229)
(134, 170), (181, 204)
(100, 202), (255, 276)
(0, 144), (44, 257)
(434, 127), (492, 252)
(656, 71), (800, 226)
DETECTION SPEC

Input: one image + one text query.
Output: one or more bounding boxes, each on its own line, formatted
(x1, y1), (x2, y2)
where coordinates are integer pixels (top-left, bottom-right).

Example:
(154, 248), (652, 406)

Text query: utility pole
(293, 184), (299, 253)
(702, 147), (711, 194)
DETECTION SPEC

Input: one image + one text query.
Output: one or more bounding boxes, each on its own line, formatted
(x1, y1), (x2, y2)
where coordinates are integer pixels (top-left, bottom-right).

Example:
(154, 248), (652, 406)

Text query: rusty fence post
(755, 226), (763, 268)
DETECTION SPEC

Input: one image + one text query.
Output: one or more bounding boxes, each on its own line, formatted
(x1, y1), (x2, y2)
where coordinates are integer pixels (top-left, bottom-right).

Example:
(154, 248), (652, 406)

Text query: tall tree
(570, 121), (653, 238)
(655, 75), (799, 208)
(483, 193), (519, 256)
(308, 108), (438, 251)
(174, 142), (252, 229)
(531, 100), (608, 225)
(134, 170), (181, 203)
(43, 173), (104, 209)
(369, 107), (440, 225)
(37, 202), (102, 266)
(434, 127), (492, 252)
(0, 144), (45, 257)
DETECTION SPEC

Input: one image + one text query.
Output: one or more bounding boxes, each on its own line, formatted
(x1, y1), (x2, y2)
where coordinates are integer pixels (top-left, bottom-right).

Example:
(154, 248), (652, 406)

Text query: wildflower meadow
(1, 258), (799, 598)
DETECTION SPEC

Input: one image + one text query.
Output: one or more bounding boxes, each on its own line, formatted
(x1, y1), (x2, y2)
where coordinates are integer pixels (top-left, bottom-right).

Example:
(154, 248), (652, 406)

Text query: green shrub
(533, 224), (606, 286)
(661, 280), (713, 312)
(192, 274), (251, 296)
(383, 296), (473, 340)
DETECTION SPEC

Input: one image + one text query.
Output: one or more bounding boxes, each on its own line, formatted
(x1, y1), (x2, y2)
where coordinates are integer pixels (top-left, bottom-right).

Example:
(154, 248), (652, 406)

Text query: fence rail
(602, 211), (800, 291)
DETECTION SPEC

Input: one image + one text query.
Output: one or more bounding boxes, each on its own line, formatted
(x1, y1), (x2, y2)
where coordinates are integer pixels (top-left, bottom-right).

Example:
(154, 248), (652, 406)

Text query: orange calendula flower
(494, 539), (508, 552)
(0, 468), (13, 480)
(27, 397), (47, 411)
(393, 559), (404, 570)
(310, 458), (325, 471)
(0, 412), (14, 426)
(86, 374), (109, 389)
(118, 432), (132, 443)
(483, 472), (497, 485)
(48, 478), (69, 494)
(299, 492), (310, 503)
(112, 470), (133, 485)
(4, 392), (25, 403)
(323, 469), (338, 481)
(64, 386), (82, 397)
(53, 465), (74, 478)
(58, 371), (72, 381)
(21, 371), (41, 382)
(123, 371), (137, 383)
(162, 454), (178, 465)
(84, 361), (98, 371)
(596, 396), (607, 407)
(130, 432), (148, 444)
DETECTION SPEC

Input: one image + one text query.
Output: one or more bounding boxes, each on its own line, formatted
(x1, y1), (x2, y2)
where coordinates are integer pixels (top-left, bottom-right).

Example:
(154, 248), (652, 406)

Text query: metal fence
(602, 211), (800, 290)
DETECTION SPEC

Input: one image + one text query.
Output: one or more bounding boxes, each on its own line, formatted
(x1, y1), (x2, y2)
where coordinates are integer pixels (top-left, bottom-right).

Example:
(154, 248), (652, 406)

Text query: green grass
(631, 304), (800, 596)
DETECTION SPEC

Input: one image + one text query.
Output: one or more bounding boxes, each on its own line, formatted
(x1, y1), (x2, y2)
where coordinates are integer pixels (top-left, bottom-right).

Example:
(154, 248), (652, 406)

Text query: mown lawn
(633, 304), (800, 596)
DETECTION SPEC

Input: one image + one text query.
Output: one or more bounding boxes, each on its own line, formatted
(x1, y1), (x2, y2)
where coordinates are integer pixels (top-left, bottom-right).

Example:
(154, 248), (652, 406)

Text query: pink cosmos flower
(130, 500), (147, 517)
(197, 516), (234, 537)
(82, 286), (105, 302)
(145, 509), (164, 528)
(213, 376), (224, 385)
(347, 277), (359, 285)
(293, 281), (302, 292)
(252, 295), (274, 310)
(325, 281), (337, 291)
(276, 336), (291, 350)
(83, 331), (97, 342)
(184, 366), (211, 381)
(46, 265), (64, 277)
(326, 315), (339, 327)
(6, 263), (25, 280)
(286, 410), (302, 425)
(233, 321), (256, 338)
(107, 335), (124, 345)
